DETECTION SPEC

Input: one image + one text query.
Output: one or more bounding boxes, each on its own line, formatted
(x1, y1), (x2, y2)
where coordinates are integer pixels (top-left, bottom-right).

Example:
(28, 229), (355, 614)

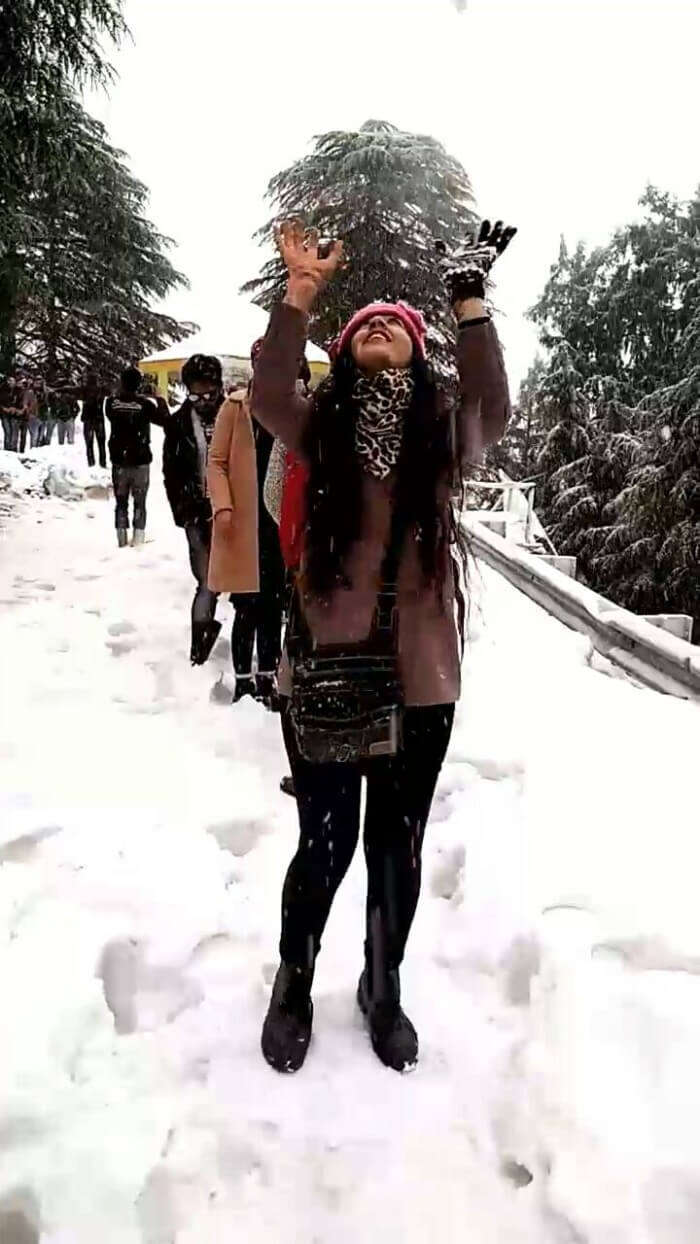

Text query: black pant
(230, 591), (283, 676)
(279, 702), (455, 973)
(113, 464), (150, 530)
(230, 520), (285, 677)
(84, 418), (106, 468)
(185, 519), (217, 626)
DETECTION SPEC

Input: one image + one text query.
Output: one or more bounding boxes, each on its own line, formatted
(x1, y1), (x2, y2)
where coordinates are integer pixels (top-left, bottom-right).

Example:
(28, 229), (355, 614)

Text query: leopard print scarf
(353, 368), (414, 480)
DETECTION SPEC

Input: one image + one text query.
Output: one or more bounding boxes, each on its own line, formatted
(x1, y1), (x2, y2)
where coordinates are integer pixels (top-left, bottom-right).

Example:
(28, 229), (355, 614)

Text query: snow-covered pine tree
(13, 93), (192, 384)
(242, 120), (478, 367)
(533, 342), (591, 546)
(546, 375), (639, 584)
(489, 355), (546, 479)
(593, 300), (700, 636)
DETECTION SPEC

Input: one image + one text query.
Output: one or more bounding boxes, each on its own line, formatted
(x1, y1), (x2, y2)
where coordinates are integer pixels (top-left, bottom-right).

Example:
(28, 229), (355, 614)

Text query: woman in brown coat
(251, 219), (515, 1075)
(206, 389), (260, 598)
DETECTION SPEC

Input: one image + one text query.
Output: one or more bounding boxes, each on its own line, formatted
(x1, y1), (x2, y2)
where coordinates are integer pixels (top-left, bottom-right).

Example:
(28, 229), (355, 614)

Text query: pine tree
(1, 0), (189, 377)
(533, 342), (591, 546)
(594, 302), (700, 634)
(13, 93), (192, 383)
(526, 185), (700, 627)
(490, 355), (546, 479)
(242, 120), (478, 363)
(546, 376), (639, 584)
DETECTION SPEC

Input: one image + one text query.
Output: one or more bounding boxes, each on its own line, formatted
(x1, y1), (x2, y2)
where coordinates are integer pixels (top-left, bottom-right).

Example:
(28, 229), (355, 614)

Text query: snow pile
(0, 445), (111, 501)
(1, 440), (699, 1242)
(0, 448), (51, 498)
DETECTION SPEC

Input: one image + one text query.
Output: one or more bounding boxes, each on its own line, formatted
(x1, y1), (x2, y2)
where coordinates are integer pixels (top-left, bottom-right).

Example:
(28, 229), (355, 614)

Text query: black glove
(436, 220), (517, 305)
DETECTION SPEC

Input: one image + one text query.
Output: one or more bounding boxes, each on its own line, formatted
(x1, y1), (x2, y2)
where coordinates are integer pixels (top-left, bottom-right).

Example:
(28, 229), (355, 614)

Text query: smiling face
(350, 314), (414, 375)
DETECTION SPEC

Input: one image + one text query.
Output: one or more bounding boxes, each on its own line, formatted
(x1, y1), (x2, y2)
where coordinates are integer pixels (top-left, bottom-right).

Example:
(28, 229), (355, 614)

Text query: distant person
(81, 373), (108, 467)
(54, 393), (78, 444)
(104, 366), (158, 548)
(0, 375), (20, 451)
(20, 378), (41, 450)
(161, 354), (226, 665)
(36, 381), (53, 446)
(55, 373), (108, 466)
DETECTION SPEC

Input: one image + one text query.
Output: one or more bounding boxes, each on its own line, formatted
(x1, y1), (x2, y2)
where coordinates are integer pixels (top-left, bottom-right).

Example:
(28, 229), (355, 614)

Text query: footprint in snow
(107, 620), (137, 637)
(500, 1158), (534, 1189)
(430, 844), (466, 901)
(97, 938), (203, 1035)
(207, 818), (267, 857)
(0, 825), (63, 864)
(106, 633), (139, 656)
(458, 754), (524, 782)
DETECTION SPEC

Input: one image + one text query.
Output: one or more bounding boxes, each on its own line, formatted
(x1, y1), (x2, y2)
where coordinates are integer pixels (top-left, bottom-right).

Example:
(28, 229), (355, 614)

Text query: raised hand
(436, 220), (517, 308)
(276, 220), (344, 313)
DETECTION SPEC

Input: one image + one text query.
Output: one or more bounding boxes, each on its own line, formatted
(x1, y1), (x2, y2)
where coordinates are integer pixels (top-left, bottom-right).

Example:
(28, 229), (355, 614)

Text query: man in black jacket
(162, 353), (225, 665)
(104, 367), (158, 547)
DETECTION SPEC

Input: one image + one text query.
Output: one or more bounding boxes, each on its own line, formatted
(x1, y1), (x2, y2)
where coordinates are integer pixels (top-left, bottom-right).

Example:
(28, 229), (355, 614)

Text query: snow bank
(0, 446), (111, 502)
(1, 441), (699, 1242)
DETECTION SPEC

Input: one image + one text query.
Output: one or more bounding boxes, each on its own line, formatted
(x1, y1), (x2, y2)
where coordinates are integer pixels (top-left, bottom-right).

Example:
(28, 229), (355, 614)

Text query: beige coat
(206, 390), (259, 594)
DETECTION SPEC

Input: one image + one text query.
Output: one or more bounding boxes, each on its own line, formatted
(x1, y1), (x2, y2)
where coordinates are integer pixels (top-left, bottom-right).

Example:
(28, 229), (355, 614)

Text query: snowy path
(1, 438), (699, 1244)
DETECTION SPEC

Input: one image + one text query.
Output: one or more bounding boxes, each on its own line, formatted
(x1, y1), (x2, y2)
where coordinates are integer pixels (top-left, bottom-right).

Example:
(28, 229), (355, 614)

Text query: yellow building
(140, 298), (328, 398)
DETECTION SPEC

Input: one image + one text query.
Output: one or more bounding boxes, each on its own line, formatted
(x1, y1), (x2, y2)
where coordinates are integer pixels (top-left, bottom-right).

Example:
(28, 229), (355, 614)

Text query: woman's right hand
(276, 220), (344, 313)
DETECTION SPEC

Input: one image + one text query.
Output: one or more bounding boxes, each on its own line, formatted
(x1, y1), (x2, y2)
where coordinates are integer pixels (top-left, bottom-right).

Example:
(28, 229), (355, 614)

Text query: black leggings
(279, 702), (455, 973)
(231, 590), (283, 677)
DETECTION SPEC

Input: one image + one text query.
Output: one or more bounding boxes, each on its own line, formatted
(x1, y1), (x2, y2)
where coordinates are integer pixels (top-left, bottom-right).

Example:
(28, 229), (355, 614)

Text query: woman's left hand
(436, 220), (517, 312)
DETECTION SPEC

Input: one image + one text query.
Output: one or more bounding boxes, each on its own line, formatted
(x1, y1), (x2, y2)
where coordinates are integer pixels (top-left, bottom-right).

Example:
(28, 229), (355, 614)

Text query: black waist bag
(288, 524), (404, 765)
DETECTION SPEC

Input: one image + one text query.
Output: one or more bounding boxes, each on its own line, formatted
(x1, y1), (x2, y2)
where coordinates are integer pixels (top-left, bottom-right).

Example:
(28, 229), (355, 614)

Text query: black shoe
(357, 968), (418, 1073)
(280, 775), (296, 799)
(255, 673), (281, 712)
(233, 675), (256, 703)
(261, 963), (314, 1073)
(190, 619), (222, 666)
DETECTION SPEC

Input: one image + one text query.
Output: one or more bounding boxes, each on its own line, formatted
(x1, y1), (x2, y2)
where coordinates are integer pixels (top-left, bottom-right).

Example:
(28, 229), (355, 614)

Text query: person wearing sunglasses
(161, 353), (226, 665)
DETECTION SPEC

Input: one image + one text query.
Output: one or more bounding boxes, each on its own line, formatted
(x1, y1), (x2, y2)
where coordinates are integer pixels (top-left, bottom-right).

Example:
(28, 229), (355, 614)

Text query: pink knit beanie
(335, 301), (427, 360)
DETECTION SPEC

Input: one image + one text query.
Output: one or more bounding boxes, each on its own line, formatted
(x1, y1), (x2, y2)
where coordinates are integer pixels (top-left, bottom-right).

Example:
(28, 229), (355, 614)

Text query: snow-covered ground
(1, 435), (699, 1244)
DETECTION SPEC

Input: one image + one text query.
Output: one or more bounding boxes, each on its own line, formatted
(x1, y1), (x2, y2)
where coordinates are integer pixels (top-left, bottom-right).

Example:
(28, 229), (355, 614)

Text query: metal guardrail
(466, 518), (700, 702)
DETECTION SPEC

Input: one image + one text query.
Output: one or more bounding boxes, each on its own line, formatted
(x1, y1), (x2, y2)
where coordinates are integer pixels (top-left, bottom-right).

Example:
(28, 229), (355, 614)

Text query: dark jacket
(105, 393), (156, 467)
(251, 302), (510, 707)
(162, 400), (221, 528)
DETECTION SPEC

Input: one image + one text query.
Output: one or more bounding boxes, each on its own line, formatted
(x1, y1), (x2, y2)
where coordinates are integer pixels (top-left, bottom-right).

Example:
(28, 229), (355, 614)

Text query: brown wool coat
(251, 302), (512, 708)
(206, 390), (260, 594)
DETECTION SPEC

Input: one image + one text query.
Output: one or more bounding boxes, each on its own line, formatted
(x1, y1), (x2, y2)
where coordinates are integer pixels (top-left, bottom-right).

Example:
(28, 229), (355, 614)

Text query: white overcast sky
(87, 0), (700, 391)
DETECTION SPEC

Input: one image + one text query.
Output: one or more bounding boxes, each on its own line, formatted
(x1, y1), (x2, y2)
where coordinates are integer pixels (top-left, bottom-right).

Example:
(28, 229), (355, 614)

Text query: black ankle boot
(255, 672), (281, 712)
(190, 619), (222, 666)
(261, 963), (314, 1073)
(233, 674), (256, 703)
(357, 967), (418, 1073)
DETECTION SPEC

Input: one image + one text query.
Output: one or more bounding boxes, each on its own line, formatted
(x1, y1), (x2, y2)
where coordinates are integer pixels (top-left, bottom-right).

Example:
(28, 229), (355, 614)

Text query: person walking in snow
(252, 217), (515, 1074)
(104, 366), (158, 548)
(207, 339), (289, 708)
(0, 375), (20, 451)
(161, 353), (226, 666)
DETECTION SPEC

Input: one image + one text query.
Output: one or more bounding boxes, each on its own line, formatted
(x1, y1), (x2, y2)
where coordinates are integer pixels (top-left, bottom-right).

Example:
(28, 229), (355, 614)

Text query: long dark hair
(302, 349), (469, 603)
